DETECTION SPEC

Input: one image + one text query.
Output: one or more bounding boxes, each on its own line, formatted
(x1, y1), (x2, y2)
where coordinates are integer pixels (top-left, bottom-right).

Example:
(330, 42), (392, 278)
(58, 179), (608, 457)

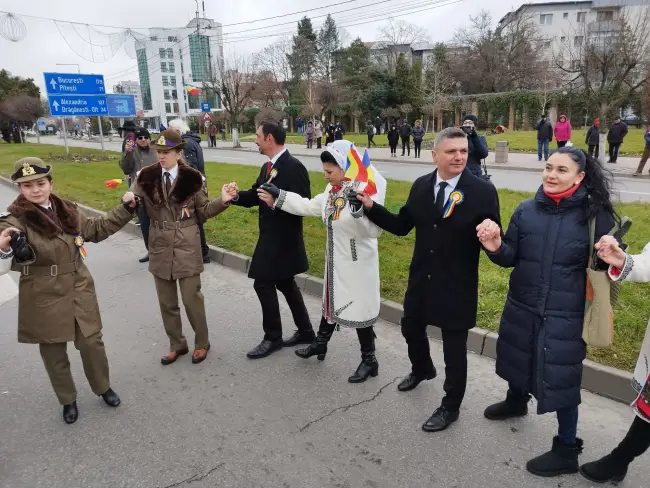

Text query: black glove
(10, 231), (34, 262)
(259, 183), (280, 199)
(122, 196), (140, 213)
(347, 192), (362, 213)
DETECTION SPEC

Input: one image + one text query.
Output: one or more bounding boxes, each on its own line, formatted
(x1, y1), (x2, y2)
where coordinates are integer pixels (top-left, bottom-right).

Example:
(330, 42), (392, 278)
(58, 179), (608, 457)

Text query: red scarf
(544, 184), (580, 205)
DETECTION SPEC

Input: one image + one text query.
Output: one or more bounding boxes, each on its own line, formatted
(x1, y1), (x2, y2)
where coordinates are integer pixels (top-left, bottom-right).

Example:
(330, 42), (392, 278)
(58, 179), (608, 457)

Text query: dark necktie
(265, 161), (273, 178)
(164, 172), (172, 199)
(435, 181), (448, 217)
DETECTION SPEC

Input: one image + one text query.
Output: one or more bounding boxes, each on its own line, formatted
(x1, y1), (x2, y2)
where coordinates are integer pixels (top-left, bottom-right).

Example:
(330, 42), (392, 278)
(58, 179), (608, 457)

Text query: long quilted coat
(488, 185), (613, 414)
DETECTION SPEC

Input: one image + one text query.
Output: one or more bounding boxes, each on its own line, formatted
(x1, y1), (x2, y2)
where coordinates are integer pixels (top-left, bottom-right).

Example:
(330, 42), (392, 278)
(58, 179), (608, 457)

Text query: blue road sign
(37, 121), (46, 128)
(106, 94), (136, 117)
(201, 102), (211, 112)
(48, 95), (108, 117)
(43, 72), (106, 95)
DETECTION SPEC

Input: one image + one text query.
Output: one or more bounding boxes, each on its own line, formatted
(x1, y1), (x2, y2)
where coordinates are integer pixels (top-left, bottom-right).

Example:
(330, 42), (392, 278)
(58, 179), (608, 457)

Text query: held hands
(0, 227), (20, 253)
(221, 182), (239, 203)
(595, 235), (626, 270)
(355, 192), (374, 209)
(121, 191), (138, 211)
(257, 183), (280, 208)
(10, 231), (34, 261)
(476, 219), (501, 252)
(347, 191), (363, 213)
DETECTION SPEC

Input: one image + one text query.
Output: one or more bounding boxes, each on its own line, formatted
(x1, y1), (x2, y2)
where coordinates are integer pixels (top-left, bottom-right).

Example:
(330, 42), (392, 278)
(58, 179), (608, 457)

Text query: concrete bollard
(494, 140), (509, 164)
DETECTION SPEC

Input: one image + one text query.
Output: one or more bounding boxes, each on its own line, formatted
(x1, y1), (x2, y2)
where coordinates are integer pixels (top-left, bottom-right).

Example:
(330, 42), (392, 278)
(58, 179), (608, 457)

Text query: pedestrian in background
(119, 127), (157, 263)
(387, 123), (399, 157)
(1, 157), (138, 424)
(461, 114), (488, 178)
(633, 126), (650, 176)
(535, 114), (553, 161)
(399, 120), (412, 156)
(477, 146), (618, 478)
(208, 123), (217, 148)
(607, 116), (628, 164)
(412, 120), (425, 158)
(168, 118), (211, 264)
(367, 121), (377, 148)
(585, 118), (600, 159)
(314, 120), (323, 149)
(554, 114), (572, 148)
(305, 121), (314, 148)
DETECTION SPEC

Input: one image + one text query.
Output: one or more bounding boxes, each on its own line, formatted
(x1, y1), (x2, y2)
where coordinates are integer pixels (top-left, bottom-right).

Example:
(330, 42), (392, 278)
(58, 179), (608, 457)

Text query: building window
(189, 34), (210, 82)
(170, 76), (177, 86)
(540, 14), (553, 25)
(597, 11), (613, 22)
(173, 103), (179, 113)
(563, 12), (568, 19)
(150, 36), (158, 41)
(167, 48), (174, 58)
(168, 62), (175, 73)
(168, 36), (178, 42)
(165, 103), (172, 113)
(185, 103), (188, 112)
(577, 12), (587, 23)
(136, 48), (152, 111)
(574, 36), (584, 47)
(171, 89), (178, 100)
(161, 62), (167, 72)
(571, 59), (580, 69)
(164, 90), (170, 100)
(543, 41), (551, 48)
(162, 76), (169, 87)
(560, 36), (566, 42)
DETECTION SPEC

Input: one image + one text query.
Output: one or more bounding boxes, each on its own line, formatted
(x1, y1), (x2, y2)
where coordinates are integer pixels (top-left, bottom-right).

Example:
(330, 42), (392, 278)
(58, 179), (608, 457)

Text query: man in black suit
(231, 120), (315, 359)
(355, 126), (501, 432)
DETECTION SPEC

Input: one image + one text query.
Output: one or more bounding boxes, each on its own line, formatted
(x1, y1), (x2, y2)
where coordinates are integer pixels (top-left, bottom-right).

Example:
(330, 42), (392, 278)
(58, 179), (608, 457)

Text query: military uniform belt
(18, 261), (80, 277)
(152, 218), (197, 230)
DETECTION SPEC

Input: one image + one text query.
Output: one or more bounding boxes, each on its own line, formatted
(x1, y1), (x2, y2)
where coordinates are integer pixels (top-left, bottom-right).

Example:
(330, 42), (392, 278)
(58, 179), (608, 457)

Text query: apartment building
(134, 18), (224, 128)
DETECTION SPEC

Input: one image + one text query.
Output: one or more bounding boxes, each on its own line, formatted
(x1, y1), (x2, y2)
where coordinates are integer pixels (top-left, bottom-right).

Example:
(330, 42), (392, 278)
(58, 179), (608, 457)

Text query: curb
(207, 146), (646, 179)
(0, 176), (636, 405)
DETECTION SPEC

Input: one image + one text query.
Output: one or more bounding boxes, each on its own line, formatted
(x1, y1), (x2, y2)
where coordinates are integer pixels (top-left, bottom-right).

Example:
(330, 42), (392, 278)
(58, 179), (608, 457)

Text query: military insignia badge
(21, 161), (36, 177)
(158, 135), (167, 146)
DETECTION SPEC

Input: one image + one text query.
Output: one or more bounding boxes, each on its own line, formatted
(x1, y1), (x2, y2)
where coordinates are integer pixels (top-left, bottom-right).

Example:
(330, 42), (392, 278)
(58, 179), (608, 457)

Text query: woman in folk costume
(0, 226), (19, 306)
(579, 236), (650, 484)
(257, 140), (387, 383)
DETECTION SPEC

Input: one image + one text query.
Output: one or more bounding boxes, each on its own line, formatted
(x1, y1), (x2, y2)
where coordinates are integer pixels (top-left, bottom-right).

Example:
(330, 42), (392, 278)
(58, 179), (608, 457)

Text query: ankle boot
(348, 327), (379, 383)
(526, 436), (584, 477)
(484, 389), (530, 420)
(296, 318), (335, 361)
(580, 416), (650, 483)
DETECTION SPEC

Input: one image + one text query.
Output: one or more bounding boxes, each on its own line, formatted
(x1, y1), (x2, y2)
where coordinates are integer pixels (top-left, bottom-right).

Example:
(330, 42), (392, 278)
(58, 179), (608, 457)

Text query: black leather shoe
(283, 330), (316, 347)
(101, 388), (121, 407)
(139, 253), (149, 263)
(422, 406), (459, 432)
(202, 255), (211, 264)
(63, 401), (78, 424)
(397, 370), (437, 392)
(246, 339), (283, 359)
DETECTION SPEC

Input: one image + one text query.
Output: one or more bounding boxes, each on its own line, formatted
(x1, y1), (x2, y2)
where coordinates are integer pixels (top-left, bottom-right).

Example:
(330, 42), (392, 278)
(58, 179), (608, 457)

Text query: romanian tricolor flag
(184, 83), (201, 96)
(104, 178), (123, 189)
(344, 147), (377, 196)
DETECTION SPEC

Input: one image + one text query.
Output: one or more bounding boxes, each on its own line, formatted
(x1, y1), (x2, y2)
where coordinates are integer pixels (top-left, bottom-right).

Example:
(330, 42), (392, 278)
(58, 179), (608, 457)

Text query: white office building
(112, 80), (143, 112)
(134, 18), (224, 128)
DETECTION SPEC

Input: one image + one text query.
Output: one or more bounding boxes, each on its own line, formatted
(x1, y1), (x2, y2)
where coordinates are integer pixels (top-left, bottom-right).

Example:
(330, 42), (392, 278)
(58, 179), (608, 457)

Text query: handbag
(582, 216), (632, 347)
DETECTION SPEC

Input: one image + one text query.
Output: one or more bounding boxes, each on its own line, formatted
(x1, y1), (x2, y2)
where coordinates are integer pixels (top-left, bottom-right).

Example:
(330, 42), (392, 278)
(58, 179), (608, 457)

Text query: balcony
(587, 20), (623, 34)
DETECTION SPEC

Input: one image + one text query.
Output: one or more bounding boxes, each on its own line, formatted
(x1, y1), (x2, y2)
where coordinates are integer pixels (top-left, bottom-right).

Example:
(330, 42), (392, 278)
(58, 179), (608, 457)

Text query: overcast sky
(0, 0), (543, 94)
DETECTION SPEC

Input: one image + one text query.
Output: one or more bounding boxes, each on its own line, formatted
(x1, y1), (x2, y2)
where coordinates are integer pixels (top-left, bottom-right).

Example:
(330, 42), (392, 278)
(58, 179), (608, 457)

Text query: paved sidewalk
(208, 140), (645, 175)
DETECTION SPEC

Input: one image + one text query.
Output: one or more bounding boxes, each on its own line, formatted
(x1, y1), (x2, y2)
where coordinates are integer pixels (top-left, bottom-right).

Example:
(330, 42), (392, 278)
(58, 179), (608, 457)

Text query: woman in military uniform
(0, 157), (138, 424)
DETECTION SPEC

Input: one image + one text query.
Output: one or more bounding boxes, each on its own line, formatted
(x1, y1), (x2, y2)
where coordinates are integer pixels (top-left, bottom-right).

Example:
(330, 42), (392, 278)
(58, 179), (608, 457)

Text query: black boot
(348, 327), (378, 383)
(580, 416), (650, 483)
(62, 401), (78, 424)
(526, 436), (584, 477)
(484, 389), (530, 420)
(296, 318), (335, 361)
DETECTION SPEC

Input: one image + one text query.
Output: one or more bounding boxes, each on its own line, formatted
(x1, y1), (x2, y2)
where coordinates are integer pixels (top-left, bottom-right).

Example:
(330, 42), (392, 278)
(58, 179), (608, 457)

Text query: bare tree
(424, 43), (456, 131)
(376, 18), (428, 72)
(253, 38), (292, 105)
(205, 54), (256, 148)
(452, 10), (545, 93)
(553, 4), (650, 160)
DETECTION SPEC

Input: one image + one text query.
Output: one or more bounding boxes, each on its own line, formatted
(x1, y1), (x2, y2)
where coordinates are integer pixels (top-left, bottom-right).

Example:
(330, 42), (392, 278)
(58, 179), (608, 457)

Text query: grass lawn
(1, 142), (649, 372)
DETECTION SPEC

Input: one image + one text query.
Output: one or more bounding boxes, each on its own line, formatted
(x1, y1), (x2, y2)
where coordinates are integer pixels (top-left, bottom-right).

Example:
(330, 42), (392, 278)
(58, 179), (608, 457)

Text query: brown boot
(192, 343), (211, 364)
(161, 347), (189, 365)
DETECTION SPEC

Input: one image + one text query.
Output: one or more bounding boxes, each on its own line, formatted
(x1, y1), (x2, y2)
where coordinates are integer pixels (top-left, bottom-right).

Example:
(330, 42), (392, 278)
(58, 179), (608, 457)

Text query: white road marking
(619, 190), (650, 196)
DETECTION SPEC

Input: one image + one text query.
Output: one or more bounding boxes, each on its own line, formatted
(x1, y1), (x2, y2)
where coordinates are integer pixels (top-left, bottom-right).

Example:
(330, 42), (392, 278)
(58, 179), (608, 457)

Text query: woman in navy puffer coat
(476, 146), (618, 479)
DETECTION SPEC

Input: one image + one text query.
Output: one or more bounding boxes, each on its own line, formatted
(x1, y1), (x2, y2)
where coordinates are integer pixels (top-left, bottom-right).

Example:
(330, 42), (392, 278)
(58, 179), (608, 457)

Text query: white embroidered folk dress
(0, 249), (18, 306)
(276, 180), (383, 328)
(609, 241), (650, 423)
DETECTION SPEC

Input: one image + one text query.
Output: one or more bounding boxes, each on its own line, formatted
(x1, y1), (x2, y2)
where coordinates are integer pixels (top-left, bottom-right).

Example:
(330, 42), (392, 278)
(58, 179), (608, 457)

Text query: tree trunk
(231, 117), (241, 148)
(598, 100), (609, 165)
(354, 115), (359, 134)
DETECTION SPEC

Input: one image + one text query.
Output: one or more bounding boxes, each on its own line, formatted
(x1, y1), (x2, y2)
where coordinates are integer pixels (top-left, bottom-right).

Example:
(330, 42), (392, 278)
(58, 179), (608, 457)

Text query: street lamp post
(54, 64), (80, 155)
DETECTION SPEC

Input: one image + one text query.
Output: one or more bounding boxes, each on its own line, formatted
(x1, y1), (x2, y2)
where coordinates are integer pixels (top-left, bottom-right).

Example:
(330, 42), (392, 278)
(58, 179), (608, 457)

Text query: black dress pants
(609, 143), (621, 162)
(401, 137), (411, 155)
(253, 278), (313, 340)
(401, 317), (469, 412)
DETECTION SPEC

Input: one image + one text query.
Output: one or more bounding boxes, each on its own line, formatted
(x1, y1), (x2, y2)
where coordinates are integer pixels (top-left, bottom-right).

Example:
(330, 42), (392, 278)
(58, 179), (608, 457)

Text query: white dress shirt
(269, 148), (287, 166)
(433, 172), (462, 205)
(161, 164), (179, 183)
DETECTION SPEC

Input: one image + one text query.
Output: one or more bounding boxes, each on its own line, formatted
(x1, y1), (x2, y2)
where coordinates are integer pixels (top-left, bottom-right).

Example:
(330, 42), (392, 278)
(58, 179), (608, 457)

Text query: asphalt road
(0, 184), (647, 488)
(29, 137), (650, 203)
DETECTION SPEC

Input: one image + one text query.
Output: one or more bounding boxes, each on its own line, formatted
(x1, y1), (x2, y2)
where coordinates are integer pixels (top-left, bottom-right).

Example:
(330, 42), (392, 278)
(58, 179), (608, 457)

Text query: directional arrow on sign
(52, 100), (59, 111)
(49, 79), (57, 90)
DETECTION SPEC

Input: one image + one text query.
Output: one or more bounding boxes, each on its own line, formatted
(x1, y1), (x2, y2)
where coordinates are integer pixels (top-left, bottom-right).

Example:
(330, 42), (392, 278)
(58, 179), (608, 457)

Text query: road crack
(158, 462), (225, 488)
(298, 377), (400, 432)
